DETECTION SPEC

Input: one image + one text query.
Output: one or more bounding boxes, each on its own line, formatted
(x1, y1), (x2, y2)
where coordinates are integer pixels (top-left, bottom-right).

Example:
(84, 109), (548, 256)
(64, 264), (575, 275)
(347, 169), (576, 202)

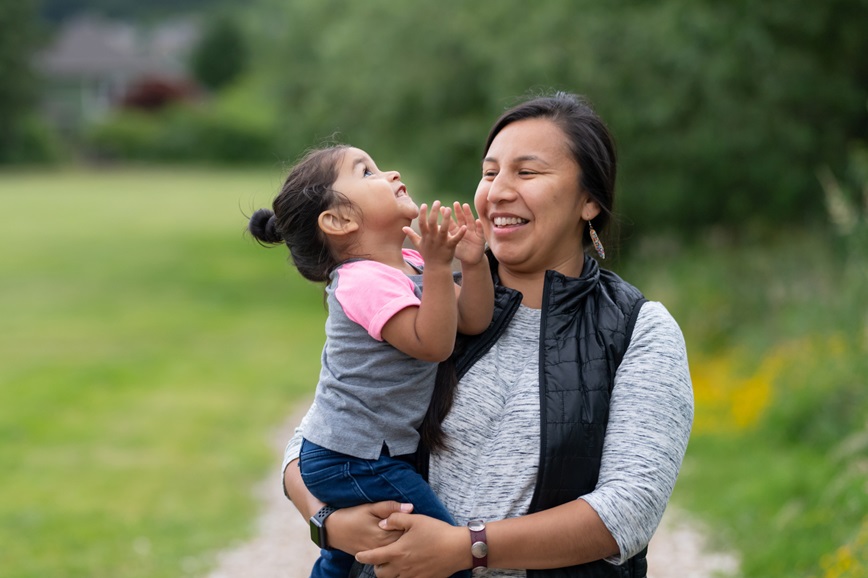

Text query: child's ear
(318, 208), (359, 237)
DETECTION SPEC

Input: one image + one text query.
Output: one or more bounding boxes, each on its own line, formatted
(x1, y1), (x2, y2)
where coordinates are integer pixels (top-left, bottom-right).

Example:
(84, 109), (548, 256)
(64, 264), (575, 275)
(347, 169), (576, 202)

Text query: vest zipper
(527, 271), (553, 512)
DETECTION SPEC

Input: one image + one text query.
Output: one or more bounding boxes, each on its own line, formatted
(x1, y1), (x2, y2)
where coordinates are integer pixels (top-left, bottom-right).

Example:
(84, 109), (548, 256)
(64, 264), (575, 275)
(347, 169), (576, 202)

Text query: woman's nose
(486, 174), (516, 203)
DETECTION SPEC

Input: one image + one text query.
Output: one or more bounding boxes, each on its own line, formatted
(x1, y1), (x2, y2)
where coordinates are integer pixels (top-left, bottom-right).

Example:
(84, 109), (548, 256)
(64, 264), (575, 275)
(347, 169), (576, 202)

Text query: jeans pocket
(300, 460), (349, 487)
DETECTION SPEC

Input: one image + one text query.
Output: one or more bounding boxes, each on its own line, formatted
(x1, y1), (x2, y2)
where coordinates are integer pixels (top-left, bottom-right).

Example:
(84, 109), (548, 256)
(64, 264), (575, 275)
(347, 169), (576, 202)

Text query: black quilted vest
(422, 254), (648, 578)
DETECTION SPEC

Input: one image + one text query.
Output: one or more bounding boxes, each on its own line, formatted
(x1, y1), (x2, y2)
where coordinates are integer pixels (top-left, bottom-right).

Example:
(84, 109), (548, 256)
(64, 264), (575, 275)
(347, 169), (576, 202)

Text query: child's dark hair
(248, 146), (351, 283)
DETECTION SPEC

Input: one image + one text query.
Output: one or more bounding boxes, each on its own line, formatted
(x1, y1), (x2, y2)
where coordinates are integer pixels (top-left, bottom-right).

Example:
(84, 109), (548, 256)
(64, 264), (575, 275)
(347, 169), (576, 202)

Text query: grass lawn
(0, 167), (328, 577)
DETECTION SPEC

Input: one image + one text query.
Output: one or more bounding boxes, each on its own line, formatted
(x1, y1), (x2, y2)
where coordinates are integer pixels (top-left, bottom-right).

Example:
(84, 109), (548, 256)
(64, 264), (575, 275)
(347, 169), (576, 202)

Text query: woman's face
(474, 118), (600, 277)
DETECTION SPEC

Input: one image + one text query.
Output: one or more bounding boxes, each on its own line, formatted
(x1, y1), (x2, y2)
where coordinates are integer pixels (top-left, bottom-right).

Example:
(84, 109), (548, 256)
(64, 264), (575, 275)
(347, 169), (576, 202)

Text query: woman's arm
(451, 202), (494, 335)
(356, 498), (618, 578)
(580, 301), (694, 562)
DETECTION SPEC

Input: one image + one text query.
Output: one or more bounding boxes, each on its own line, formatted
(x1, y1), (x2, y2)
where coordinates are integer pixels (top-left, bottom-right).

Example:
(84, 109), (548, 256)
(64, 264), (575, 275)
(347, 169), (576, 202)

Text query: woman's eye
(482, 170), (497, 178)
(518, 170), (536, 176)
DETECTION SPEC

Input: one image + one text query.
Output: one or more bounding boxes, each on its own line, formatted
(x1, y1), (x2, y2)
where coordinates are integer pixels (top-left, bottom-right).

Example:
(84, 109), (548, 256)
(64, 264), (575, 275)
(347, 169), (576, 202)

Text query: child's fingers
(416, 203), (430, 234)
(427, 201), (442, 231)
(402, 226), (421, 248)
(439, 206), (452, 233)
(447, 224), (467, 246)
(432, 205), (451, 239)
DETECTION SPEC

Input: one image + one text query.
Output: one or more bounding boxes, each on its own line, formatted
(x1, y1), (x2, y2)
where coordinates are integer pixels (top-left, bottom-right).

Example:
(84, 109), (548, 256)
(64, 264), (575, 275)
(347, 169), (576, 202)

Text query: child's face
(331, 148), (419, 228)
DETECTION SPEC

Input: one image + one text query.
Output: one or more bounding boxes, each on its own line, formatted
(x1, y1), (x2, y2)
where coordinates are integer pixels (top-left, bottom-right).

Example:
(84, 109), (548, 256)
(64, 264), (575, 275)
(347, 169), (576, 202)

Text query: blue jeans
(300, 439), (466, 578)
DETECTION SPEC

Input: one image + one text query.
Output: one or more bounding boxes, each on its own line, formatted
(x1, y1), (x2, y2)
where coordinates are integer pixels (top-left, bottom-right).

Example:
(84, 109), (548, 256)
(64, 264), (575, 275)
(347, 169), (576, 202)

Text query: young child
(248, 145), (493, 578)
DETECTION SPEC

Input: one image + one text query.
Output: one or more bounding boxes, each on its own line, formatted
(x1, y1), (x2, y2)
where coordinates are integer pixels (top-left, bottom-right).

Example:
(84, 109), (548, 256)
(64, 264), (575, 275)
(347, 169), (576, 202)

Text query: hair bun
(248, 208), (283, 244)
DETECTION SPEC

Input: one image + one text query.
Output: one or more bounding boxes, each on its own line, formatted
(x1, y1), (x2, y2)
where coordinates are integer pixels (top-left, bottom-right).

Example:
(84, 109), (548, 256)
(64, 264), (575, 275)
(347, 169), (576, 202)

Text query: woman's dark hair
(483, 91), (617, 250)
(248, 146), (351, 283)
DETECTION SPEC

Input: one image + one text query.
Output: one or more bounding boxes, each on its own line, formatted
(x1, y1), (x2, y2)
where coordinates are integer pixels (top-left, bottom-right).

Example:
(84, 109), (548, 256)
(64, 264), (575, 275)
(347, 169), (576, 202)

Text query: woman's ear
(318, 208), (359, 237)
(581, 198), (602, 222)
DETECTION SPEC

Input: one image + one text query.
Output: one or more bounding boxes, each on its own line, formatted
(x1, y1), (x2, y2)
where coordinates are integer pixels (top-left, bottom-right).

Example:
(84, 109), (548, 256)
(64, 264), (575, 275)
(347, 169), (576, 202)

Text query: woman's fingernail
(400, 503), (413, 512)
(379, 519), (388, 529)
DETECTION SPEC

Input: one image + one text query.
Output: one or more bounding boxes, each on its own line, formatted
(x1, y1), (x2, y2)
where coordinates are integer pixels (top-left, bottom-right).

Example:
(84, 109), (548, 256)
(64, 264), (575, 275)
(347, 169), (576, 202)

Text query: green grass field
(0, 168), (328, 577)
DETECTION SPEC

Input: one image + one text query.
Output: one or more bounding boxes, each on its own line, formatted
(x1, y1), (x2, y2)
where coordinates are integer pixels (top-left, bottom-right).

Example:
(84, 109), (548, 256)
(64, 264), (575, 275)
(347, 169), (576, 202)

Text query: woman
(283, 92), (694, 578)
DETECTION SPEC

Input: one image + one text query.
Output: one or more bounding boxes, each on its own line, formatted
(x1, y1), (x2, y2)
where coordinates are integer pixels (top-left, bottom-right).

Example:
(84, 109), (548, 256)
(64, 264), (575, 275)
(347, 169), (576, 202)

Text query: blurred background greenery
(0, 1), (866, 577)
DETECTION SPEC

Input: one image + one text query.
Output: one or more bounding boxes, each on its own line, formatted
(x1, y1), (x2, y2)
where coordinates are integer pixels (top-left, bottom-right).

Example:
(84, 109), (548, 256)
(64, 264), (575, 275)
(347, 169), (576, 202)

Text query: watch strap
(468, 519), (488, 569)
(310, 505), (337, 549)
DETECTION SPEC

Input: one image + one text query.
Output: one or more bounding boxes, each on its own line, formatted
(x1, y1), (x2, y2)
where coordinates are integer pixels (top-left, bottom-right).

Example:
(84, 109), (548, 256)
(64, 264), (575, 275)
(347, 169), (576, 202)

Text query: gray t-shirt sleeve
(580, 301), (694, 564)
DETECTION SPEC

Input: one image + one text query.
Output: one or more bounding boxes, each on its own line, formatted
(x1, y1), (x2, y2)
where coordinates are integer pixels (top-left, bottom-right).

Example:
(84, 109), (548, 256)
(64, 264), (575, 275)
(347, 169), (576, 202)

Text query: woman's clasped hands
(355, 508), (471, 578)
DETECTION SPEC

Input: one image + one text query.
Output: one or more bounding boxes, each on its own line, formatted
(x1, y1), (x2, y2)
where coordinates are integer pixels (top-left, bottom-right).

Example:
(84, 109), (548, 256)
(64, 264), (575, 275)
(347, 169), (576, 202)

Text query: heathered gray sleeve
(580, 301), (694, 564)
(281, 401), (314, 498)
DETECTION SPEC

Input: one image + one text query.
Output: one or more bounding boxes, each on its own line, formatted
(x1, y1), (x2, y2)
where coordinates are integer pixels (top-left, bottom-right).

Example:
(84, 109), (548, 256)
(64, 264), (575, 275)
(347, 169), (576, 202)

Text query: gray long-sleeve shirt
(283, 301), (694, 574)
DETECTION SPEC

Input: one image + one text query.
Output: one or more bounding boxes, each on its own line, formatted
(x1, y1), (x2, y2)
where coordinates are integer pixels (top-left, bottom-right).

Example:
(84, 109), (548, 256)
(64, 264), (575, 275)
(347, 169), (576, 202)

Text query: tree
(190, 15), (248, 91)
(0, 0), (40, 163)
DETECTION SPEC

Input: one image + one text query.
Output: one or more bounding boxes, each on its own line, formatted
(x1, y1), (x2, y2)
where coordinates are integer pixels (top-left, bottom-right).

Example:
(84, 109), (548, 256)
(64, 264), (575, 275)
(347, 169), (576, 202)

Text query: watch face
(310, 522), (323, 547)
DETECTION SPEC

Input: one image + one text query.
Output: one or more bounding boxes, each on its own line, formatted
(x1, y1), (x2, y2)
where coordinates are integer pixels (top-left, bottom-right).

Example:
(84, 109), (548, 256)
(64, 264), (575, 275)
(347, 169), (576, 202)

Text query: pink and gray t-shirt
(301, 249), (438, 460)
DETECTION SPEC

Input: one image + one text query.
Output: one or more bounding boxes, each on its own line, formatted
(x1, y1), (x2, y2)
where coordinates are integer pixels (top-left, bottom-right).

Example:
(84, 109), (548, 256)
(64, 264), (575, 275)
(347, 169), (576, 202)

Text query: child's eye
(363, 168), (373, 177)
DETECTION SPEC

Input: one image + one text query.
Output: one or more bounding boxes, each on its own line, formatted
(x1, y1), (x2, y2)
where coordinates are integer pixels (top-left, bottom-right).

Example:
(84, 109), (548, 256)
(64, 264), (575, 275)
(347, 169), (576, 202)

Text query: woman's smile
(492, 215), (529, 228)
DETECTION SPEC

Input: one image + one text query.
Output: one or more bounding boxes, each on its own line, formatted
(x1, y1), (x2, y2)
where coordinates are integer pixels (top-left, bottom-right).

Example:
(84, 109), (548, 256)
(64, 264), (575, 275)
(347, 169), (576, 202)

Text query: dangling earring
(588, 220), (605, 259)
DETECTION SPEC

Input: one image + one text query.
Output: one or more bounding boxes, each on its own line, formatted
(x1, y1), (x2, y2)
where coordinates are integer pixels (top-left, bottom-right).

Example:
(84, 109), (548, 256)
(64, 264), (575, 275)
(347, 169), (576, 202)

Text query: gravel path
(205, 403), (739, 578)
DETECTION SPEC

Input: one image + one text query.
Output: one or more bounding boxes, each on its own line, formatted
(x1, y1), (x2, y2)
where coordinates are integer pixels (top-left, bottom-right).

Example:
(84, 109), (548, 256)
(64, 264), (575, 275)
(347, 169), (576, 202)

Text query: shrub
(85, 102), (278, 165)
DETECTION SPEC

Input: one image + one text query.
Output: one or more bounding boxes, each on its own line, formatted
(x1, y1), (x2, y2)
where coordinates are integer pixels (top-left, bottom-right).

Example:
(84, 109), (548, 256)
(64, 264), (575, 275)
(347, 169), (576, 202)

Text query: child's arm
(381, 202), (466, 363)
(450, 202), (494, 335)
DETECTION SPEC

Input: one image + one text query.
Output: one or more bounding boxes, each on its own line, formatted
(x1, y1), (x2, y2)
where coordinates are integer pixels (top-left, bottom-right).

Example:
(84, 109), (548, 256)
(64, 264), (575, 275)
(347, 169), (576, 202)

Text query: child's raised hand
(402, 201), (466, 267)
(450, 202), (486, 266)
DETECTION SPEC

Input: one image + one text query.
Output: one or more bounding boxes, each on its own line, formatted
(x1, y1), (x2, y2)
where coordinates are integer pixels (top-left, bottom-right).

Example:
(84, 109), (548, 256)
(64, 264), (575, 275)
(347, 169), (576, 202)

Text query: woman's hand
(355, 513), (470, 578)
(450, 202), (486, 266)
(327, 502), (415, 555)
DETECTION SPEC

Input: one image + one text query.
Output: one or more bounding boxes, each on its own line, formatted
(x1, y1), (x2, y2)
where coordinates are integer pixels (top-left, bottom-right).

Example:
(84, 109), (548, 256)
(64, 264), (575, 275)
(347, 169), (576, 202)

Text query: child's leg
(299, 440), (364, 578)
(348, 451), (471, 578)
(300, 440), (467, 578)
(353, 450), (455, 525)
(300, 440), (451, 522)
(310, 548), (355, 578)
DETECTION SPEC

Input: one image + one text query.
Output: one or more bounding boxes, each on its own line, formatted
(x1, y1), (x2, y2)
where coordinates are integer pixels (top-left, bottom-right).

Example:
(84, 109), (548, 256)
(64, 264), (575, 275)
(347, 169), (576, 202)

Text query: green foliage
(0, 168), (323, 577)
(86, 94), (278, 164)
(621, 218), (867, 576)
(85, 110), (164, 160)
(241, 0), (867, 235)
(0, 0), (50, 164)
(0, 114), (65, 164)
(45, 1), (867, 234)
(190, 15), (249, 91)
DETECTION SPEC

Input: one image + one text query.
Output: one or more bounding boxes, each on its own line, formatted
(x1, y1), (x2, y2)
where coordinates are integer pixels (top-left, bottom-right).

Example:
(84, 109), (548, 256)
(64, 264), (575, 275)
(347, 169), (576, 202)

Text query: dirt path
(205, 404), (739, 578)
